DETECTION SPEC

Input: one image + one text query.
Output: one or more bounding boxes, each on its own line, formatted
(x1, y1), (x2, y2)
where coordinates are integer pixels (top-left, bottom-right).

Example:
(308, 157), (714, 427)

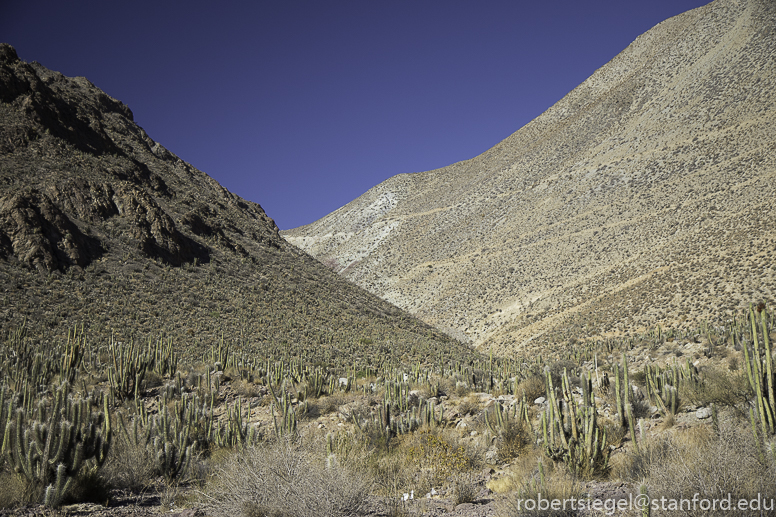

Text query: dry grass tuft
(199, 438), (372, 517)
(450, 473), (478, 505)
(516, 375), (546, 403)
(679, 367), (751, 408)
(619, 420), (776, 516)
(498, 458), (583, 517)
(0, 471), (35, 508)
(100, 428), (156, 491)
(495, 416), (534, 463)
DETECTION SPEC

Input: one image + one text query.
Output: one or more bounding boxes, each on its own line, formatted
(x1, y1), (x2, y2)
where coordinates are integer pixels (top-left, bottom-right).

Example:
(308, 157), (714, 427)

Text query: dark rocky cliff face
(0, 42), (281, 272)
(0, 43), (466, 360)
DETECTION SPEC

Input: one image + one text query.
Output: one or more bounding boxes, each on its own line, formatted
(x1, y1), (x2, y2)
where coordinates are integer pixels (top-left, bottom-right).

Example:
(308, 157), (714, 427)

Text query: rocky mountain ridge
(284, 0), (776, 354)
(0, 43), (468, 363)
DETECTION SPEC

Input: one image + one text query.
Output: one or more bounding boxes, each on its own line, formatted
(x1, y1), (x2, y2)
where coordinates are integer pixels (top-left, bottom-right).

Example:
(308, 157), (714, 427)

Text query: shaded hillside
(284, 0), (776, 354)
(0, 43), (472, 365)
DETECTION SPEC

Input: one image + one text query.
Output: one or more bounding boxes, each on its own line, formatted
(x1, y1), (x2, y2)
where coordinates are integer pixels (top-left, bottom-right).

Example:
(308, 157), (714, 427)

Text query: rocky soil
(284, 0), (776, 354)
(0, 372), (729, 517)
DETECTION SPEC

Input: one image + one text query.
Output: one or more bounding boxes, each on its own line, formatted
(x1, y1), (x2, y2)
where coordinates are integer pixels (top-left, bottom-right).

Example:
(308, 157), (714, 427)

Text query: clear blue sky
(2, 1), (710, 230)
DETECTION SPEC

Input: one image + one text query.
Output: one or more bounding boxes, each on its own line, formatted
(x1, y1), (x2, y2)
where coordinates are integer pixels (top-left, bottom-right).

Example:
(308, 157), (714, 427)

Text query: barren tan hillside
(283, 0), (776, 354)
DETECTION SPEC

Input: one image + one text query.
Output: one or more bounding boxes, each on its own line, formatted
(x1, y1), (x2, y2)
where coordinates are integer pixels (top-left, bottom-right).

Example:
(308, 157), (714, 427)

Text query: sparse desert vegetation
(2, 0), (776, 513)
(1, 305), (775, 516)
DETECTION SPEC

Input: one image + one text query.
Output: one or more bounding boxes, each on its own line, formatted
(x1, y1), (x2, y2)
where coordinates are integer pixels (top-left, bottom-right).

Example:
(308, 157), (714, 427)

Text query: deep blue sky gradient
(2, 1), (710, 229)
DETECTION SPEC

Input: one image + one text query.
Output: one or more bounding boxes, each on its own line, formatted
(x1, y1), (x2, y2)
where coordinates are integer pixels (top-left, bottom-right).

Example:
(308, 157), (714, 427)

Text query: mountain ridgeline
(284, 0), (776, 354)
(0, 43), (474, 366)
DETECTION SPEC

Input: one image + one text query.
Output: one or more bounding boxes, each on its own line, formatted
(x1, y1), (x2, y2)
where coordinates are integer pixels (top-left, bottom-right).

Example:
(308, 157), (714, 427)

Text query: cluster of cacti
(1, 382), (111, 507)
(59, 327), (85, 384)
(351, 399), (392, 450)
(269, 384), (298, 439)
(148, 403), (196, 482)
(214, 397), (261, 448)
(741, 304), (775, 436)
(300, 367), (327, 399)
(0, 325), (89, 392)
(609, 354), (639, 451)
(107, 341), (149, 401)
(541, 368), (610, 478)
(383, 379), (415, 412)
(643, 361), (692, 417)
(1, 297), (773, 509)
(120, 391), (207, 482)
(484, 398), (530, 437)
(150, 337), (179, 377)
(420, 398), (443, 428)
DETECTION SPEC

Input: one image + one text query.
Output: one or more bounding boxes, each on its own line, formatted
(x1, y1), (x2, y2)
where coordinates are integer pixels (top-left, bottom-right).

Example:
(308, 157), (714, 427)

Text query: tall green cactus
(742, 305), (775, 435)
(1, 382), (111, 507)
(270, 386), (298, 440)
(107, 339), (150, 401)
(148, 403), (196, 482)
(541, 368), (610, 478)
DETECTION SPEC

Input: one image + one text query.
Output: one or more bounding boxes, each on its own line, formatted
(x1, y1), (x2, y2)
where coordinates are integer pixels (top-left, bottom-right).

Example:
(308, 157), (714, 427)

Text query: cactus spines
(44, 463), (72, 508)
(0, 382), (111, 507)
(271, 388), (298, 440)
(148, 403), (196, 482)
(614, 363), (625, 428)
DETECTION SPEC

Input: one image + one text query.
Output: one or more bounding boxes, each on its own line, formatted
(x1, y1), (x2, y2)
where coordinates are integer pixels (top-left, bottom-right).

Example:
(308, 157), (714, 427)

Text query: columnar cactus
(742, 305), (775, 435)
(107, 340), (150, 401)
(541, 368), (609, 478)
(1, 382), (111, 507)
(148, 403), (196, 482)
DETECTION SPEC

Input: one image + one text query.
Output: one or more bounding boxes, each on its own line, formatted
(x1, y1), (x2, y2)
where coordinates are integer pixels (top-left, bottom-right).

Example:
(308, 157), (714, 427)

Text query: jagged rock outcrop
(0, 42), (281, 271)
(284, 0), (776, 353)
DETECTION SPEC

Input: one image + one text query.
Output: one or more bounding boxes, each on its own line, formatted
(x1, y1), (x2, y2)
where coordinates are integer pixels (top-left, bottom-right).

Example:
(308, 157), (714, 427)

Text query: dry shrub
(232, 379), (259, 398)
(498, 458), (583, 517)
(200, 438), (371, 517)
(323, 427), (409, 498)
(368, 448), (420, 500)
(659, 412), (676, 430)
(600, 417), (628, 448)
(622, 420), (776, 516)
(437, 377), (455, 397)
(516, 375), (546, 403)
(456, 394), (480, 417)
(355, 427), (486, 499)
(679, 367), (751, 408)
(141, 370), (163, 392)
(488, 445), (542, 494)
(404, 428), (483, 489)
(496, 416), (533, 462)
(454, 382), (472, 397)
(100, 426), (157, 491)
(316, 392), (357, 416)
(405, 430), (470, 489)
(450, 473), (478, 505)
(0, 470), (35, 508)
